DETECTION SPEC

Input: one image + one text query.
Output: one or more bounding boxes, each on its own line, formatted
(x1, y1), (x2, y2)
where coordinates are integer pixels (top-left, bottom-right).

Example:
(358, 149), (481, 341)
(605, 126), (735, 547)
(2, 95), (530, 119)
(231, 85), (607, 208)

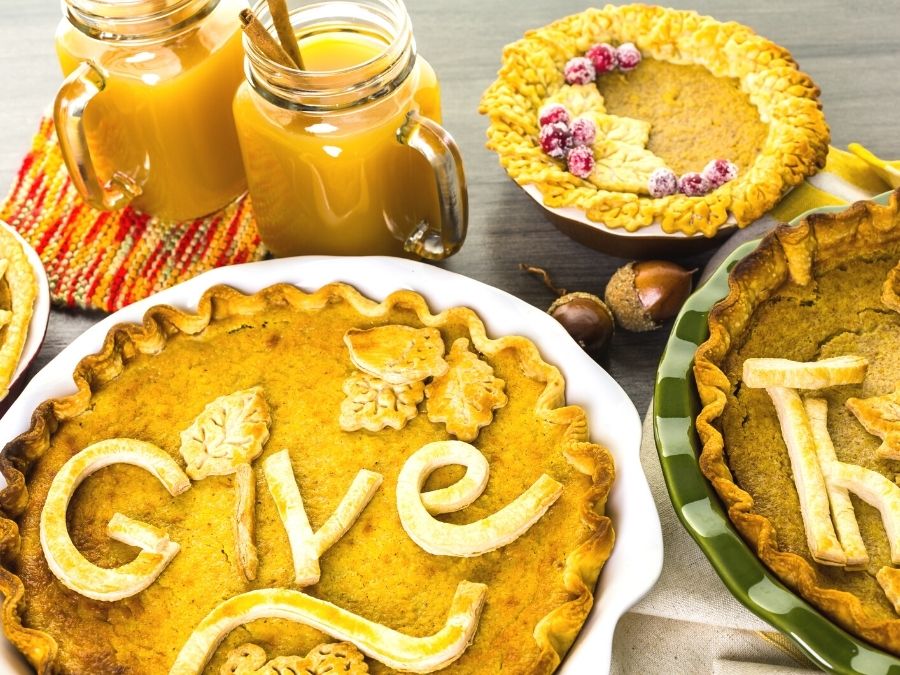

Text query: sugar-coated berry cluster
(565, 42), (642, 85)
(563, 57), (596, 85)
(702, 159), (739, 188)
(647, 160), (739, 198)
(537, 103), (597, 179)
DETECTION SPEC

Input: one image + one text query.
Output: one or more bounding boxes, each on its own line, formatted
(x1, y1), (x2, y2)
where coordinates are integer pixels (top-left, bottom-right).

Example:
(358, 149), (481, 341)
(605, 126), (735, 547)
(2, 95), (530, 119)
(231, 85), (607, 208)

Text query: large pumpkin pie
(480, 4), (829, 236)
(0, 283), (615, 673)
(695, 189), (900, 653)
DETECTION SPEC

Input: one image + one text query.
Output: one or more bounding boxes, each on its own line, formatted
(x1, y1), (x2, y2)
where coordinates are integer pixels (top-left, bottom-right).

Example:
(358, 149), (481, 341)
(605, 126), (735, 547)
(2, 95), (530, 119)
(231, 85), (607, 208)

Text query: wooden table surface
(1, 0), (898, 422)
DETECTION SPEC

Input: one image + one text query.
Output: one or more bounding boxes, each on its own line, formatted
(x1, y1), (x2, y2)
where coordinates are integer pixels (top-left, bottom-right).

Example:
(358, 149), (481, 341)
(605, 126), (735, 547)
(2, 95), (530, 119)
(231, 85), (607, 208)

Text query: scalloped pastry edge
(694, 189), (900, 653)
(0, 281), (616, 673)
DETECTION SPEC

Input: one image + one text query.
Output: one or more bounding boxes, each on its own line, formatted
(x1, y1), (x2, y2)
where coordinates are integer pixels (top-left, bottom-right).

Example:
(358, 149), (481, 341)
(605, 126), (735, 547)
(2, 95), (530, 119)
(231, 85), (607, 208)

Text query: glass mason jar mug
(233, 0), (467, 259)
(54, 0), (249, 221)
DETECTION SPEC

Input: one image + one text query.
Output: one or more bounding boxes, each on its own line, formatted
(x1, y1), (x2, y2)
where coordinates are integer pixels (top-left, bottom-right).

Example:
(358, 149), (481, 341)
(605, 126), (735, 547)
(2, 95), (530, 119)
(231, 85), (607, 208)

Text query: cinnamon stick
(266, 0), (305, 69)
(239, 8), (296, 69)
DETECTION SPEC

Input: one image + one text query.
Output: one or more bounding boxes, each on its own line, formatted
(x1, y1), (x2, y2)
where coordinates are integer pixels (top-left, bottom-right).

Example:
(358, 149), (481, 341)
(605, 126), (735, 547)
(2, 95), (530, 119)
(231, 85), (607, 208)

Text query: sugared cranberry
(702, 159), (739, 188)
(616, 42), (642, 71)
(564, 56), (596, 85)
(586, 43), (618, 74)
(540, 122), (572, 159)
(570, 117), (597, 147)
(567, 145), (595, 179)
(538, 103), (570, 127)
(679, 172), (711, 197)
(648, 167), (678, 198)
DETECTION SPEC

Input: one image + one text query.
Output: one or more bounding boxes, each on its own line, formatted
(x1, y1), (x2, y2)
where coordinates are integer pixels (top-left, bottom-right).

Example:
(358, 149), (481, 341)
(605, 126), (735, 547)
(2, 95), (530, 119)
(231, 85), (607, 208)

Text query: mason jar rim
(62, 0), (219, 41)
(243, 0), (417, 113)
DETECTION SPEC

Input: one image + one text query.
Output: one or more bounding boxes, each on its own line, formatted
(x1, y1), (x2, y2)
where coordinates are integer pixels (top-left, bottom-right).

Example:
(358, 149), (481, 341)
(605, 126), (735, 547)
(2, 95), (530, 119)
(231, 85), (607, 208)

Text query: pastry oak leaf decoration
(221, 641), (369, 675)
(546, 83), (607, 117)
(340, 371), (425, 432)
(581, 111), (651, 147)
(180, 387), (271, 581)
(591, 139), (668, 194)
(425, 338), (508, 442)
(180, 387), (271, 479)
(846, 383), (900, 461)
(344, 325), (448, 385)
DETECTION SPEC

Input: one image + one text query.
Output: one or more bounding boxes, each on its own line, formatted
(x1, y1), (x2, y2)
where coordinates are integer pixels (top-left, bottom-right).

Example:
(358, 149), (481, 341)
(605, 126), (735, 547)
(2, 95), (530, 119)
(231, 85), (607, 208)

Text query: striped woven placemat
(0, 117), (267, 312)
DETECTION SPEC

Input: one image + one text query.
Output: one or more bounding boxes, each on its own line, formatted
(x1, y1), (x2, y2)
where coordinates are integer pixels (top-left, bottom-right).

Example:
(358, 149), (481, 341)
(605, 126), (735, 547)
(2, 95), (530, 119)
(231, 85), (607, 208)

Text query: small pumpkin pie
(695, 190), (900, 653)
(0, 283), (615, 673)
(479, 4), (829, 237)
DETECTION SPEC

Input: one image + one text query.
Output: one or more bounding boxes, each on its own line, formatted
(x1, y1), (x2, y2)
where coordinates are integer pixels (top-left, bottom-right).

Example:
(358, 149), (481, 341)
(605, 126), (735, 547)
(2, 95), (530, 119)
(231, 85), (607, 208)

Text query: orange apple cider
(55, 0), (248, 221)
(233, 28), (445, 257)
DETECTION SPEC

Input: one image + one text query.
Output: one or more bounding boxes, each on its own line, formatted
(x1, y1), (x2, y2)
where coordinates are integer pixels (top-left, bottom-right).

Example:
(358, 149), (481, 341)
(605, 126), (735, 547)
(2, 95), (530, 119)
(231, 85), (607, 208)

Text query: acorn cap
(604, 262), (658, 332)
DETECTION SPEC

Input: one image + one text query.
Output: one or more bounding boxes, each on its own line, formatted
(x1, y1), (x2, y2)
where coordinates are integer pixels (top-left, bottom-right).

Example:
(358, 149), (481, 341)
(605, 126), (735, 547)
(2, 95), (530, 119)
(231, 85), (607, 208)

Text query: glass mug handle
(396, 111), (468, 261)
(53, 61), (141, 211)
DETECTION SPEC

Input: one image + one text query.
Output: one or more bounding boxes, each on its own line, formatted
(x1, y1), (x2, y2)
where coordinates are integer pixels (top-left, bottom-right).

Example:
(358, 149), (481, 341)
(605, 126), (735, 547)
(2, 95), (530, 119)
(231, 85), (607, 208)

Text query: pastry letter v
(263, 449), (382, 586)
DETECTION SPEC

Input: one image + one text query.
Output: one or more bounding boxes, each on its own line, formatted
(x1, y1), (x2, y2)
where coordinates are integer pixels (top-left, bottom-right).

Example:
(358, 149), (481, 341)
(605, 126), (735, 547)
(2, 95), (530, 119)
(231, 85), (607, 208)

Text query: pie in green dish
(694, 189), (900, 655)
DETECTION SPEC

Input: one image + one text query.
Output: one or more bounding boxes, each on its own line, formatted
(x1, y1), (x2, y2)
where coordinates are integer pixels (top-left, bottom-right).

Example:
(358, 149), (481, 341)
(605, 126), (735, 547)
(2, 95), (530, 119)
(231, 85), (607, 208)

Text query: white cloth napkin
(609, 407), (818, 674)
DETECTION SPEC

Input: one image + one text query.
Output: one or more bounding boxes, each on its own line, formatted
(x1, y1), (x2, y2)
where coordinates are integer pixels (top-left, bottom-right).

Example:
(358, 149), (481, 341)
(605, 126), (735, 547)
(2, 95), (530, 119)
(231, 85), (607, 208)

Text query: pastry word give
(38, 371), (563, 673)
(38, 391), (562, 600)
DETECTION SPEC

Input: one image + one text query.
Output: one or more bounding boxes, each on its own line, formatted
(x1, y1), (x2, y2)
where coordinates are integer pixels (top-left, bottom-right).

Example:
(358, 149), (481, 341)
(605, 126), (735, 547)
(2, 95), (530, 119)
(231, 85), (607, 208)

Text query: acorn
(520, 264), (614, 351)
(604, 260), (694, 332)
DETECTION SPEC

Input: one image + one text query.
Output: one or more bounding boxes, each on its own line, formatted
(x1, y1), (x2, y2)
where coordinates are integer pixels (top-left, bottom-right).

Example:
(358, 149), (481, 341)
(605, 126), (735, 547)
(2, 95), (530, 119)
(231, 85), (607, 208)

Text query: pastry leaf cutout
(340, 372), (425, 432)
(590, 138), (668, 194)
(425, 338), (507, 441)
(344, 325), (448, 385)
(847, 384), (900, 460)
(546, 83), (607, 116)
(882, 261), (900, 313)
(179, 387), (271, 480)
(221, 641), (369, 675)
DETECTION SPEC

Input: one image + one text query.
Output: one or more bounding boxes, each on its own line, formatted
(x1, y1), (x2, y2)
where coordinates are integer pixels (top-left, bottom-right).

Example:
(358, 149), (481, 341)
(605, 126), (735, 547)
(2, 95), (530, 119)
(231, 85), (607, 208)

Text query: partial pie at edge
(694, 189), (900, 654)
(0, 224), (37, 398)
(0, 282), (616, 674)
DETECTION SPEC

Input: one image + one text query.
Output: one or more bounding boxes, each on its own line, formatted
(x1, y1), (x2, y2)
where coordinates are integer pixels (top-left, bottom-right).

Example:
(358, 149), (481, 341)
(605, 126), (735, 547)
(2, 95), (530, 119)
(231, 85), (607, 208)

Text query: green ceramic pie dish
(653, 191), (900, 674)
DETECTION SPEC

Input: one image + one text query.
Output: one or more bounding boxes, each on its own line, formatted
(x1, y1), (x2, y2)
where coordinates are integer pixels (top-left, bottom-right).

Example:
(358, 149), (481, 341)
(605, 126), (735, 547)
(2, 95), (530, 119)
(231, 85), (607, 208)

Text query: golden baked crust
(0, 282), (615, 673)
(478, 4), (829, 236)
(694, 189), (900, 653)
(0, 225), (37, 398)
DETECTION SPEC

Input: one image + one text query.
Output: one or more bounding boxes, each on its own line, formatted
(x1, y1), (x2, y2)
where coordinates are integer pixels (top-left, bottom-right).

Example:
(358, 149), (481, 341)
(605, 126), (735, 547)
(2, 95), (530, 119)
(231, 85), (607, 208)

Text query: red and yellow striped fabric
(0, 117), (266, 312)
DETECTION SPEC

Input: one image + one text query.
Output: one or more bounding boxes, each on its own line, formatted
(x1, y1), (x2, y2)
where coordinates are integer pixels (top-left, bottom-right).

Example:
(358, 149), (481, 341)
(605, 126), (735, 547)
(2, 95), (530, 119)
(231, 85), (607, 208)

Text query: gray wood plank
(0, 0), (898, 420)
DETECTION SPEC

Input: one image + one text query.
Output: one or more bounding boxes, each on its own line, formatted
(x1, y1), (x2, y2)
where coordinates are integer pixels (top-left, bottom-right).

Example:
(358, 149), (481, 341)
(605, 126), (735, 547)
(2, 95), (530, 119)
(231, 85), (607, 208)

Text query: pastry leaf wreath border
(478, 4), (830, 236)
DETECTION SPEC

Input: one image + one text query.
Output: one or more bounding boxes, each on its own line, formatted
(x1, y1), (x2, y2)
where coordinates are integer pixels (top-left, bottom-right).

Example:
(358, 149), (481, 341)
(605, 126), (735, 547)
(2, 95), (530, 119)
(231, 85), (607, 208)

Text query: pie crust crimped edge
(0, 282), (616, 673)
(478, 3), (830, 237)
(694, 188), (900, 653)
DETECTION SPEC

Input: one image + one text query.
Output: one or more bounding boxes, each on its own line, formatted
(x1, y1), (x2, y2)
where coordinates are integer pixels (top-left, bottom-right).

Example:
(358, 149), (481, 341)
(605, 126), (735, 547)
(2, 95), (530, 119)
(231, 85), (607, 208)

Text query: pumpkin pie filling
(2, 285), (614, 674)
(593, 60), (769, 176)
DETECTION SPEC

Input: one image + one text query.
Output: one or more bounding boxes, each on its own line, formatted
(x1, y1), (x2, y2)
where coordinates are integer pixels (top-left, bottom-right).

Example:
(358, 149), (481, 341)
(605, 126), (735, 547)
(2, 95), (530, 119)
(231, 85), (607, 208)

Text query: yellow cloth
(771, 145), (895, 222)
